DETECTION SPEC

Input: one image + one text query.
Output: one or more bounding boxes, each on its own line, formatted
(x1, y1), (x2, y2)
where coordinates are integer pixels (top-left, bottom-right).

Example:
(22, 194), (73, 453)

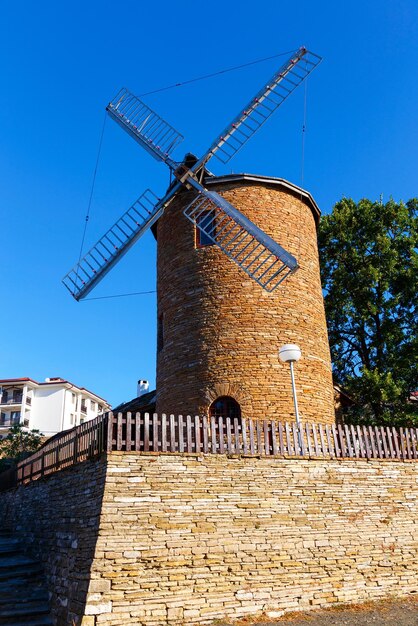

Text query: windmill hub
(173, 153), (202, 184)
(181, 153), (199, 169)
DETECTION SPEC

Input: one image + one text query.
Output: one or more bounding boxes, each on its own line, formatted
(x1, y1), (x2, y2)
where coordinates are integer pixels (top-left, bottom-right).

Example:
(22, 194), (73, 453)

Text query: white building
(0, 377), (111, 437)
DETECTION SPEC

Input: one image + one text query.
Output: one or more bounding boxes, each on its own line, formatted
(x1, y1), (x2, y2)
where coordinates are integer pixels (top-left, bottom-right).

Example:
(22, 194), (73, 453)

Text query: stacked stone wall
(156, 180), (335, 423)
(0, 458), (107, 624)
(1, 453), (417, 625)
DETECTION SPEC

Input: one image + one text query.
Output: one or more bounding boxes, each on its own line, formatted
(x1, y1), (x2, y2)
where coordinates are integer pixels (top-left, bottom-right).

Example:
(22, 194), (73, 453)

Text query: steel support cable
(298, 75), (308, 260)
(75, 112), (108, 286)
(82, 290), (156, 301)
(301, 74), (308, 188)
(138, 49), (298, 97)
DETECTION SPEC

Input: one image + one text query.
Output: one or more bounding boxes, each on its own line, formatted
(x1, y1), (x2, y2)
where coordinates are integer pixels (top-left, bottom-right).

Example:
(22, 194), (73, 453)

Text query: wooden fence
(108, 413), (418, 460)
(2, 414), (107, 491)
(0, 412), (417, 491)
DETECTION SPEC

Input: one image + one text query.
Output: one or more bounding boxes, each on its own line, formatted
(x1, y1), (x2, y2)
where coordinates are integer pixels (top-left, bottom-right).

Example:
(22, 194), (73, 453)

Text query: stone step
(0, 587), (49, 607)
(0, 532), (53, 625)
(4, 618), (54, 626)
(0, 541), (20, 550)
(0, 542), (21, 556)
(0, 562), (43, 581)
(0, 571), (45, 596)
(0, 536), (22, 558)
(0, 554), (40, 569)
(0, 541), (21, 555)
(0, 601), (51, 620)
(0, 570), (45, 596)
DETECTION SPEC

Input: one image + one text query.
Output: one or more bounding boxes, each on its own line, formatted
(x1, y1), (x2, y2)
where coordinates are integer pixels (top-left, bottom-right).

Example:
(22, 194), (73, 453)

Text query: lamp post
(279, 344), (302, 429)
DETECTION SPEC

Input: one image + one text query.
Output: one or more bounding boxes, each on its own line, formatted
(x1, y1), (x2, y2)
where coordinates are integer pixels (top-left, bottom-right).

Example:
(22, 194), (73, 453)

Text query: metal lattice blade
(63, 189), (163, 301)
(200, 47), (322, 165)
(183, 181), (298, 291)
(107, 88), (184, 165)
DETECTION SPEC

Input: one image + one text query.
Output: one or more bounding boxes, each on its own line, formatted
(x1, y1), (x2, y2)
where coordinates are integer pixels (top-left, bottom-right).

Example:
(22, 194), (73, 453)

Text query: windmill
(62, 47), (322, 301)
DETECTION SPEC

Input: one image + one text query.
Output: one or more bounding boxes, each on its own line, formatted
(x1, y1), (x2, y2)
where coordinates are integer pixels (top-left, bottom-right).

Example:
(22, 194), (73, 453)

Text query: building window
(209, 396), (241, 420)
(72, 393), (76, 404)
(98, 404), (103, 413)
(10, 411), (21, 425)
(196, 210), (216, 247)
(157, 314), (164, 353)
(91, 401), (96, 411)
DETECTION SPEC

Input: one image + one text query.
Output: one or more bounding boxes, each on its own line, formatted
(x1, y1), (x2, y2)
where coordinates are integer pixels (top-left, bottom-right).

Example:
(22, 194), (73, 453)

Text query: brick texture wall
(156, 177), (335, 423)
(1, 454), (417, 625)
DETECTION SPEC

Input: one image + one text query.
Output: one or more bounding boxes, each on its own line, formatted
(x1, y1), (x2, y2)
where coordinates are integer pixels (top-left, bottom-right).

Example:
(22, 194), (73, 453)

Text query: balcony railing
(0, 417), (21, 427)
(0, 395), (23, 405)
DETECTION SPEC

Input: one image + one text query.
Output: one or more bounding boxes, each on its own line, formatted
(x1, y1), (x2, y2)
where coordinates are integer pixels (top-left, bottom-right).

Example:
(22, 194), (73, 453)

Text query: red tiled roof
(0, 377), (38, 384)
(0, 377), (109, 405)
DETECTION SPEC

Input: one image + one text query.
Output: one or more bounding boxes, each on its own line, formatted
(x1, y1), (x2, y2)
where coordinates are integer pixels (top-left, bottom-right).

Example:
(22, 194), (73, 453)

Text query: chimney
(137, 380), (149, 398)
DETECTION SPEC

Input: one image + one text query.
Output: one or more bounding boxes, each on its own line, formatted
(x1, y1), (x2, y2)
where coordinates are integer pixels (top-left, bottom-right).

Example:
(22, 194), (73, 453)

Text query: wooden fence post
(106, 412), (114, 452)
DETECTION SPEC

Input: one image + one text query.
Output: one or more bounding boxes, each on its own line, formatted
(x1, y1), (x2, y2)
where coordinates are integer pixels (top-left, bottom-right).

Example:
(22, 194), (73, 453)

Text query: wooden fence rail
(0, 412), (417, 491)
(108, 413), (418, 461)
(14, 414), (107, 488)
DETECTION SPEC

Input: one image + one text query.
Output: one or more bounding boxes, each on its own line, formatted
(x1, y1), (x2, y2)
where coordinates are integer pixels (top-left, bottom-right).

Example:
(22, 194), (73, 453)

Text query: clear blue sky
(1, 0), (417, 407)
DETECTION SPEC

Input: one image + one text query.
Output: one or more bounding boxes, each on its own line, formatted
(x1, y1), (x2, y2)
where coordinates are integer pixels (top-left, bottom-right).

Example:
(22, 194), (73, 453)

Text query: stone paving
(221, 596), (418, 626)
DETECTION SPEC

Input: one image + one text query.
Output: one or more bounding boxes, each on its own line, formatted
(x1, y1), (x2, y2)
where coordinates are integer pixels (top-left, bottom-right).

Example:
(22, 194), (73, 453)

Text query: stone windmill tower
(63, 47), (335, 425)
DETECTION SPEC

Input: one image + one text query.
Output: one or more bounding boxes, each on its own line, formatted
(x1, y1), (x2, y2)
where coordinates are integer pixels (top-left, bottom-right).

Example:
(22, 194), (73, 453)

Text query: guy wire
(138, 49), (297, 97)
(75, 112), (107, 287)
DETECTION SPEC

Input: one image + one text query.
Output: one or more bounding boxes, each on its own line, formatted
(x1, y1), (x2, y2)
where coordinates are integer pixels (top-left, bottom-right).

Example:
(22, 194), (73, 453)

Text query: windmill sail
(183, 180), (298, 292)
(63, 189), (166, 301)
(199, 47), (322, 166)
(107, 88), (183, 166)
(63, 47), (322, 301)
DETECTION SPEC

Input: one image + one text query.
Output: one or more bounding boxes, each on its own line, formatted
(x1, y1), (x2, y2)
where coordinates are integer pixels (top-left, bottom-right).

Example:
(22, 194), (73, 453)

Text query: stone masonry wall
(2, 453), (417, 625)
(0, 458), (107, 625)
(156, 179), (335, 423)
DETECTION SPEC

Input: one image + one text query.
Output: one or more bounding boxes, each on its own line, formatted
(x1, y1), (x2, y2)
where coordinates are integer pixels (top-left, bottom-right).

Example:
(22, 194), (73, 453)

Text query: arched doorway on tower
(209, 396), (241, 420)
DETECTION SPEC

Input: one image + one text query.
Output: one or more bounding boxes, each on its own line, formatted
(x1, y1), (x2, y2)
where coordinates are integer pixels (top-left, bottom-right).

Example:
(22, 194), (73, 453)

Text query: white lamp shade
(279, 344), (302, 363)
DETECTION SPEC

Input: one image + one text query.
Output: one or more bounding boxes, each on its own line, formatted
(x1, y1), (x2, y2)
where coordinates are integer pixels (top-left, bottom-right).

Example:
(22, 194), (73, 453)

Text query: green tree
(0, 424), (43, 468)
(318, 197), (418, 426)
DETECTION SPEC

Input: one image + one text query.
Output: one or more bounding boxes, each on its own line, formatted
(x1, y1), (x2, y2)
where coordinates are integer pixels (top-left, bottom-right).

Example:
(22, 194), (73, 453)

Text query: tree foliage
(0, 424), (43, 467)
(318, 197), (418, 426)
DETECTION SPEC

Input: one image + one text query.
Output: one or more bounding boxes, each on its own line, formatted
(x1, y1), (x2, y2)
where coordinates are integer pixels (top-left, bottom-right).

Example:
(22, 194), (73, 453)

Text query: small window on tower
(196, 210), (216, 247)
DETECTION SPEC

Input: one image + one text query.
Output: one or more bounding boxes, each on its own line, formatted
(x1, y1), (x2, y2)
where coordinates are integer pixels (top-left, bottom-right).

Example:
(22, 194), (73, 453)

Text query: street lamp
(279, 344), (302, 428)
